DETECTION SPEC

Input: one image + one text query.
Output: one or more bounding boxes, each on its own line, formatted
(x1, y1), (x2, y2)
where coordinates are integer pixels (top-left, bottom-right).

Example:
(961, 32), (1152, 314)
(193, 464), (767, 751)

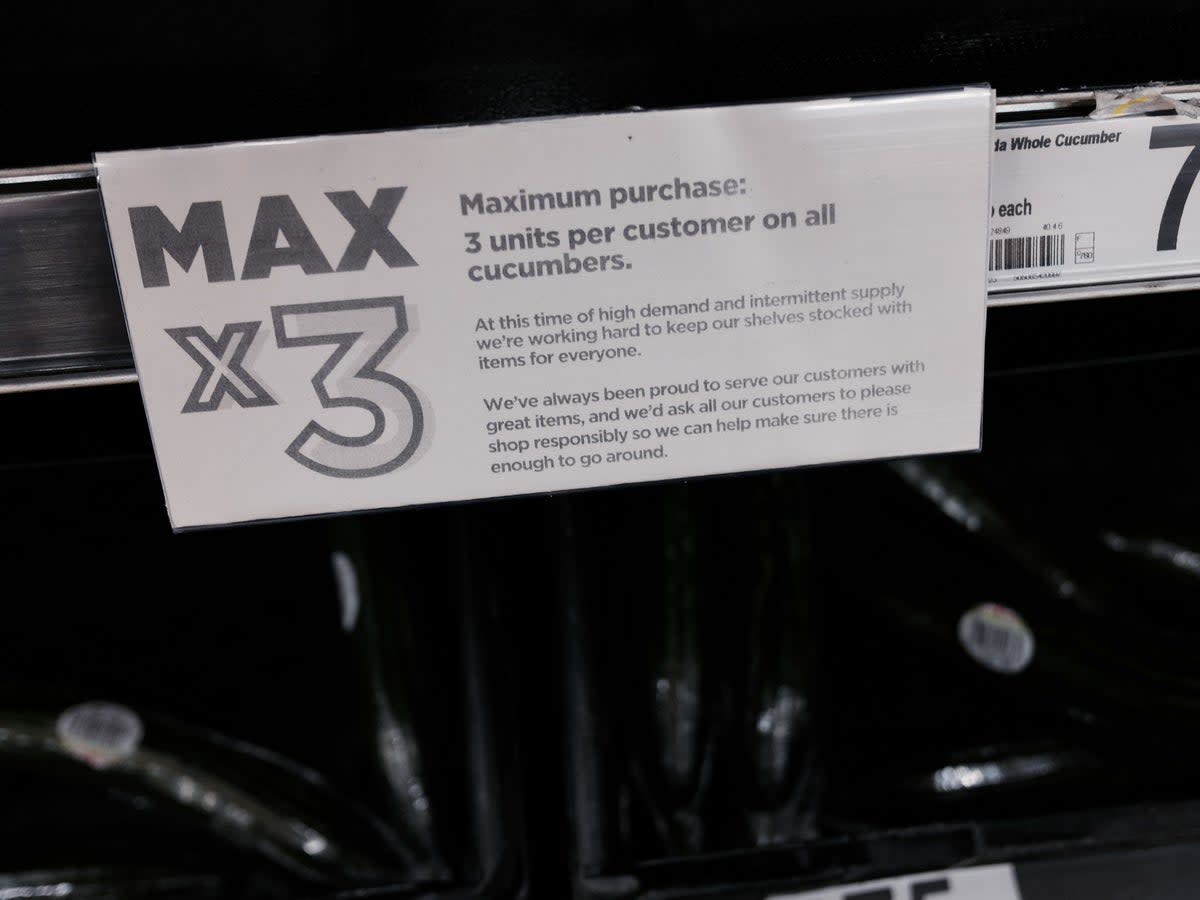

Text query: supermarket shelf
(0, 370), (138, 396)
(800, 841), (1200, 900)
(1014, 841), (1200, 900)
(0, 162), (94, 188)
(0, 186), (132, 389)
(988, 275), (1200, 307)
(4, 86), (1200, 394)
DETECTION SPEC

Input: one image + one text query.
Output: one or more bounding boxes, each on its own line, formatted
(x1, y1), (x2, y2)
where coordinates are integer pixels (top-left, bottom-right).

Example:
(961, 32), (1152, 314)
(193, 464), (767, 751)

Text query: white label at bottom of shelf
(989, 115), (1200, 293)
(767, 863), (1020, 900)
(95, 88), (991, 529)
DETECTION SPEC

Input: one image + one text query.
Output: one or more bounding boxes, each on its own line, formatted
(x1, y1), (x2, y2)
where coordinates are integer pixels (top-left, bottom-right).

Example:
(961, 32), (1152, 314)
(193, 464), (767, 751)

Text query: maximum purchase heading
(460, 175), (749, 215)
(460, 174), (838, 284)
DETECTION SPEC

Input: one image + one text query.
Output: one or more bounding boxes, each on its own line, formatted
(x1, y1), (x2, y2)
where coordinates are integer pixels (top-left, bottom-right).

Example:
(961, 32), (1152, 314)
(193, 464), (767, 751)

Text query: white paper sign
(767, 864), (1021, 900)
(989, 115), (1200, 292)
(97, 88), (992, 529)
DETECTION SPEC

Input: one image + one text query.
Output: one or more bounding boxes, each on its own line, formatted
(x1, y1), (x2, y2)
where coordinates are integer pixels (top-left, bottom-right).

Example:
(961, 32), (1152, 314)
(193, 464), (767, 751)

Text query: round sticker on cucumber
(958, 603), (1035, 674)
(57, 702), (143, 769)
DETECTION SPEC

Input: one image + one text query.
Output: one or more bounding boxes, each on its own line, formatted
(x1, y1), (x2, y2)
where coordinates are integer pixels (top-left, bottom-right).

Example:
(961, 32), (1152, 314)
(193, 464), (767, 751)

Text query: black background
(6, 2), (1200, 168)
(6, 4), (1200, 898)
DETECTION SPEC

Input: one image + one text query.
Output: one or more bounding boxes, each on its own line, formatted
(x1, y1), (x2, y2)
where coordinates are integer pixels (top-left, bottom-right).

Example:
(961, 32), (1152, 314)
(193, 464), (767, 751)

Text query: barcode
(961, 612), (1034, 674)
(74, 711), (126, 744)
(989, 234), (1065, 271)
(57, 702), (142, 763)
(970, 620), (1017, 656)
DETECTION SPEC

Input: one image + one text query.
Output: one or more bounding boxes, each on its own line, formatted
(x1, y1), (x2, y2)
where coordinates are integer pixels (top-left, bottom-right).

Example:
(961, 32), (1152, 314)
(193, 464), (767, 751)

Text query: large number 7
(272, 297), (424, 478)
(1151, 124), (1200, 251)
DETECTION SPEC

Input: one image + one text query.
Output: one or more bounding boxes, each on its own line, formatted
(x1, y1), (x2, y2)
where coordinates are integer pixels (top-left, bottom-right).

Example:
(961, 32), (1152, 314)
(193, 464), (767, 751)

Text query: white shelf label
(990, 116), (1200, 291)
(96, 88), (992, 529)
(767, 864), (1021, 900)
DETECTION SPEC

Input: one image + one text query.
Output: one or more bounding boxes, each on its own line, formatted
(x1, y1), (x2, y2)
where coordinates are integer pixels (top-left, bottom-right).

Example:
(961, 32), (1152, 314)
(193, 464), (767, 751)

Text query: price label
(97, 88), (992, 529)
(57, 702), (143, 770)
(767, 864), (1021, 900)
(990, 116), (1200, 293)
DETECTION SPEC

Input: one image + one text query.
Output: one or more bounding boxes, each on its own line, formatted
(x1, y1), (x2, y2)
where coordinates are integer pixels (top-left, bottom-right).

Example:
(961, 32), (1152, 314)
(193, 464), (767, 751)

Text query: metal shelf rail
(4, 87), (1200, 394)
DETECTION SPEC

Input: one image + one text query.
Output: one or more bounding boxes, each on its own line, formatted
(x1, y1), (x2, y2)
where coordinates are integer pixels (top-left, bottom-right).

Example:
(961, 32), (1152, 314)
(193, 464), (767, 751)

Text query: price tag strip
(989, 115), (1200, 297)
(767, 864), (1021, 900)
(96, 88), (992, 529)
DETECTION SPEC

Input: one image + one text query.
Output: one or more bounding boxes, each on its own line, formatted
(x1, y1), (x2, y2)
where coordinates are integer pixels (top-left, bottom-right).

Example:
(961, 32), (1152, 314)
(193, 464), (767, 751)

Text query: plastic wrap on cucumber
(1100, 530), (1200, 584)
(329, 520), (447, 881)
(0, 866), (227, 899)
(632, 485), (713, 855)
(0, 703), (410, 888)
(899, 740), (1103, 800)
(740, 475), (820, 846)
(888, 458), (1088, 606)
(880, 457), (1200, 750)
